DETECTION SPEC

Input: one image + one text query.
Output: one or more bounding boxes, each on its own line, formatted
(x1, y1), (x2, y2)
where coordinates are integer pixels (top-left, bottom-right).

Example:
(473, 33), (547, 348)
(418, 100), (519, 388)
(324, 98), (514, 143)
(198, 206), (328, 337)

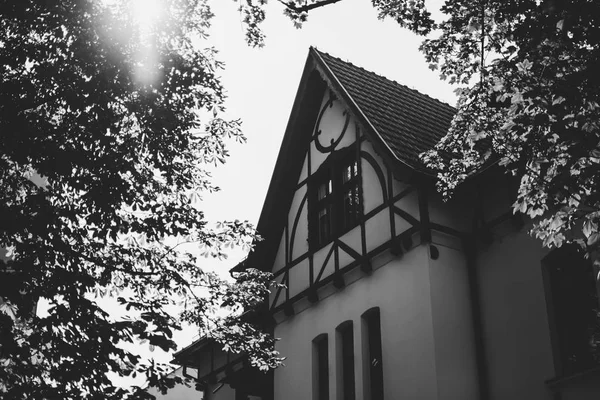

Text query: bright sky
(112, 0), (458, 389)
(203, 0), (456, 227)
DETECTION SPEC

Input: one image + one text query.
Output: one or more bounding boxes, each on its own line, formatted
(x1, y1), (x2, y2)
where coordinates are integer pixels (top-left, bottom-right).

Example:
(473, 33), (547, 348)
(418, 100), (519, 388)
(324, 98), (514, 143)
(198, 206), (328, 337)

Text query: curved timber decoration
(266, 80), (469, 314)
(360, 151), (388, 202)
(313, 94), (351, 153)
(288, 192), (308, 262)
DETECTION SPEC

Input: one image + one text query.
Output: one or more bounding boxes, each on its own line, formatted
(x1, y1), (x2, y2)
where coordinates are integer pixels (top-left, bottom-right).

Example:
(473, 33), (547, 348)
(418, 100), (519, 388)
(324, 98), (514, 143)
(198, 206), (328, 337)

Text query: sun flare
(130, 0), (163, 31)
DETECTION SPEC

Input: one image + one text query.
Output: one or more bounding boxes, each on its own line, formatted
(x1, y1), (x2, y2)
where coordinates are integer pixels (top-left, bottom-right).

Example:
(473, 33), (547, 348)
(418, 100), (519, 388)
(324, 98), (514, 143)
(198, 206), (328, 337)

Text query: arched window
(313, 333), (329, 400)
(309, 146), (361, 250)
(362, 307), (383, 400)
(336, 321), (355, 400)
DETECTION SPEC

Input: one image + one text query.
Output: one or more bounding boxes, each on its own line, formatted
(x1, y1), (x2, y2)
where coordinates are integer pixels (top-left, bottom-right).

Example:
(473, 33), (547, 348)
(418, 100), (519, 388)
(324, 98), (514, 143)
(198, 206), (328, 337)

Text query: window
(336, 321), (355, 400)
(362, 308), (383, 400)
(313, 334), (329, 400)
(309, 148), (361, 249)
(543, 245), (600, 376)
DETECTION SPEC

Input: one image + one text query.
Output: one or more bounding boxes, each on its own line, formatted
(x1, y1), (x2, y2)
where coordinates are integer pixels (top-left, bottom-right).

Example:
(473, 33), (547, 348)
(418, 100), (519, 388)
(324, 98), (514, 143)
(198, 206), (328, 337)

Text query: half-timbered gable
(263, 48), (460, 321)
(171, 48), (600, 400)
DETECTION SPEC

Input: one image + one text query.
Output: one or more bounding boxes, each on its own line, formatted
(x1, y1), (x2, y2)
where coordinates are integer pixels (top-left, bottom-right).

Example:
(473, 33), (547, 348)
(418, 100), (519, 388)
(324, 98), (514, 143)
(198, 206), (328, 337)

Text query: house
(171, 47), (600, 400)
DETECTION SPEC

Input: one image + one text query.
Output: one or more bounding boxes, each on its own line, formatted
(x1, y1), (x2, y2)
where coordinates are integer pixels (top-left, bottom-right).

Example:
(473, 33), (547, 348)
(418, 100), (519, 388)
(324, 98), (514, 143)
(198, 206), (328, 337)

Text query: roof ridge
(312, 47), (456, 112)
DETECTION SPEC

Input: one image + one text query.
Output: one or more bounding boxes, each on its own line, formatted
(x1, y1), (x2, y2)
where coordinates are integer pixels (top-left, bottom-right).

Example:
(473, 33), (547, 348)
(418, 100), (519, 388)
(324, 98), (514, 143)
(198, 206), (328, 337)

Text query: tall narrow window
(543, 245), (600, 376)
(340, 159), (360, 232)
(313, 334), (329, 400)
(309, 147), (362, 250)
(315, 178), (333, 246)
(362, 308), (383, 400)
(336, 321), (355, 400)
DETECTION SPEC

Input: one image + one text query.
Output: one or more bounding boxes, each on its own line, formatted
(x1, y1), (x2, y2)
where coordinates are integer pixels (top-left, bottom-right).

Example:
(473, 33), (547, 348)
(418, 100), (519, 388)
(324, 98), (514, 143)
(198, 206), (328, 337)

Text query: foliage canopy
(263, 0), (600, 261)
(0, 0), (282, 398)
(4, 0), (600, 397)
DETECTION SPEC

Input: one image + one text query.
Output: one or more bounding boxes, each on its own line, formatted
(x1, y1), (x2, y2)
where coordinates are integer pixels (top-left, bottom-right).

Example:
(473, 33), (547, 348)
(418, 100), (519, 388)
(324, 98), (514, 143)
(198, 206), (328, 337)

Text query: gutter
(464, 235), (490, 400)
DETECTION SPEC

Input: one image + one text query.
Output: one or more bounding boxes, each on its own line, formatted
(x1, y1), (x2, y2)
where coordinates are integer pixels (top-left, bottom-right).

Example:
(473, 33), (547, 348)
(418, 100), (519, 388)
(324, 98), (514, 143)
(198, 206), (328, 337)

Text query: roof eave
(171, 336), (215, 367)
(232, 49), (328, 274)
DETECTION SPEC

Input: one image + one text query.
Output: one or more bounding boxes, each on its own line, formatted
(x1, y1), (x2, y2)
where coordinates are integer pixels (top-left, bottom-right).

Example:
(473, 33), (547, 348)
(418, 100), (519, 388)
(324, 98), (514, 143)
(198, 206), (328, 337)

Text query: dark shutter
(314, 334), (329, 400)
(338, 322), (356, 400)
(363, 308), (383, 399)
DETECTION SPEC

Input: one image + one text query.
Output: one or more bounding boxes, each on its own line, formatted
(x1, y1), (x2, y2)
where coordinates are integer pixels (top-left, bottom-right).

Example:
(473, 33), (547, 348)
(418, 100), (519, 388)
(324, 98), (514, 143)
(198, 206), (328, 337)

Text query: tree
(260, 0), (600, 262)
(0, 1), (283, 398)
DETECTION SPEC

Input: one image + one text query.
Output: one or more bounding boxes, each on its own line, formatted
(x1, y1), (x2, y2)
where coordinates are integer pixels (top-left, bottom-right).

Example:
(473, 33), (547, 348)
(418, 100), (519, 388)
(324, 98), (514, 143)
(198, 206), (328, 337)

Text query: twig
(278, 0), (344, 13)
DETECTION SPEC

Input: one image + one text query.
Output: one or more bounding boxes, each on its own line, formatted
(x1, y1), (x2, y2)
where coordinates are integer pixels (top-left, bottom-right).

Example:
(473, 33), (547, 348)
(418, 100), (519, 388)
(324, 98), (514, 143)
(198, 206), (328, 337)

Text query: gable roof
(233, 47), (456, 274)
(176, 48), (458, 367)
(312, 48), (456, 174)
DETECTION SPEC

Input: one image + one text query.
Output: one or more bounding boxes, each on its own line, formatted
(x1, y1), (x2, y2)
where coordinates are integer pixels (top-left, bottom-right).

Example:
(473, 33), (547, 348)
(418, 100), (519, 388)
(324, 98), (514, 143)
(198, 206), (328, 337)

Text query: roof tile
(315, 49), (456, 173)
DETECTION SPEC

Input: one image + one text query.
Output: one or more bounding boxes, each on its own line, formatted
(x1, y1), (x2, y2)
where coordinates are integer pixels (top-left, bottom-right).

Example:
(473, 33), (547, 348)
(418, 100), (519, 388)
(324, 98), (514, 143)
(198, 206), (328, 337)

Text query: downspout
(464, 235), (490, 400)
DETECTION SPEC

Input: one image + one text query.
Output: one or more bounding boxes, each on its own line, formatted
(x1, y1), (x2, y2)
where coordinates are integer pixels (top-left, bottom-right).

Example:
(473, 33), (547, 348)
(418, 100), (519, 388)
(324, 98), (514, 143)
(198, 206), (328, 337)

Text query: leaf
(516, 60), (533, 72)
(511, 92), (524, 104)
(588, 233), (600, 246)
(583, 220), (593, 237)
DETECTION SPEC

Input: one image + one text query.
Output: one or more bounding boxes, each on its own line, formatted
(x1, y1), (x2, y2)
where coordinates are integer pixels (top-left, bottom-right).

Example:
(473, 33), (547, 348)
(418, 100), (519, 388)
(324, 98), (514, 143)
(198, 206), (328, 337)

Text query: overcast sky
(202, 0), (456, 228)
(112, 0), (458, 387)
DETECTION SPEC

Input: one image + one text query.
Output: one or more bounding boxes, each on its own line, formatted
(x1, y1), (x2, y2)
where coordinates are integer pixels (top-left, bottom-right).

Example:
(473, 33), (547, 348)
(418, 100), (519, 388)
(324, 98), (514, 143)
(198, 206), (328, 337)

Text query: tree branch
(279, 0), (344, 13)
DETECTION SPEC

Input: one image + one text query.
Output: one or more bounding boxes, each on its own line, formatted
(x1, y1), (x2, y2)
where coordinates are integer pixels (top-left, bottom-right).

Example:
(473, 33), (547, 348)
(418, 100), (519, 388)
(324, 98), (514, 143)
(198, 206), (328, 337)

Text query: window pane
(342, 187), (360, 230)
(343, 164), (352, 183)
(318, 180), (332, 201)
(318, 207), (331, 244)
(343, 161), (357, 184)
(310, 154), (361, 249)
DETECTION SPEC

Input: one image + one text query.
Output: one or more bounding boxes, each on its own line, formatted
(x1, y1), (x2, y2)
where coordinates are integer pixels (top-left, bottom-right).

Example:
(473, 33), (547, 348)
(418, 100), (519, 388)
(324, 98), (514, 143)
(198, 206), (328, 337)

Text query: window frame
(542, 245), (600, 377)
(336, 321), (356, 400)
(362, 307), (383, 400)
(308, 147), (362, 251)
(313, 333), (330, 400)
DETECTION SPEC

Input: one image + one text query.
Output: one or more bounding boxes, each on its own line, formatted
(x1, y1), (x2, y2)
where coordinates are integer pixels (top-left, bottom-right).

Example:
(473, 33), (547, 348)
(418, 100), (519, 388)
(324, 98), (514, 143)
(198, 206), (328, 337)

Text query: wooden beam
(270, 226), (419, 314)
(418, 186), (431, 243)
(279, 0), (346, 14)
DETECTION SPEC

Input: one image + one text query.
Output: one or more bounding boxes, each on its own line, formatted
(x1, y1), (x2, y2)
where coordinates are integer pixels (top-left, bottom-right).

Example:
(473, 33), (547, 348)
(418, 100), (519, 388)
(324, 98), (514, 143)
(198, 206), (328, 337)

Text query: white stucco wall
(272, 244), (479, 400)
(288, 184), (308, 261)
(477, 229), (555, 400)
(274, 246), (433, 400)
(310, 91), (357, 173)
(360, 140), (387, 215)
(427, 185), (474, 233)
(428, 245), (479, 400)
